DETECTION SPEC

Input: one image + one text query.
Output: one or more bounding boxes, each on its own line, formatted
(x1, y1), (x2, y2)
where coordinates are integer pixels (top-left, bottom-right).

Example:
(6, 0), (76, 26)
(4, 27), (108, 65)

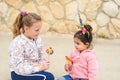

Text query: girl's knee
(57, 77), (66, 80)
(46, 72), (54, 80)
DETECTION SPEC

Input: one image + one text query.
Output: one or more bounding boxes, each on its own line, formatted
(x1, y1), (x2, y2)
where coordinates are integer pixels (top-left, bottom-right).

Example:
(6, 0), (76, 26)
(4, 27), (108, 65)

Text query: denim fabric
(57, 75), (84, 80)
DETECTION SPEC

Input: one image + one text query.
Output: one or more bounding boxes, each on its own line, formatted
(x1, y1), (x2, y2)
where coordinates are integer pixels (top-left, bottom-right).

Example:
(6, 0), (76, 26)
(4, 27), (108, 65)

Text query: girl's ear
(24, 26), (29, 32)
(85, 42), (89, 47)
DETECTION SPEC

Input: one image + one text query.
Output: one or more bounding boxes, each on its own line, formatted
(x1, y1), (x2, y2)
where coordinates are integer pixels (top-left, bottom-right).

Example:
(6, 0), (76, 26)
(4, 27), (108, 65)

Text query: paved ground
(0, 33), (120, 80)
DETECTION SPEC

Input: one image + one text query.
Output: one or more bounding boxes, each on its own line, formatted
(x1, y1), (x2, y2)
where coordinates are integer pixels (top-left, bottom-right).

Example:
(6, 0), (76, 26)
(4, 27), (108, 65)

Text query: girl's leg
(11, 71), (54, 80)
(33, 71), (54, 80)
(57, 75), (72, 80)
(75, 78), (84, 80)
(57, 75), (85, 80)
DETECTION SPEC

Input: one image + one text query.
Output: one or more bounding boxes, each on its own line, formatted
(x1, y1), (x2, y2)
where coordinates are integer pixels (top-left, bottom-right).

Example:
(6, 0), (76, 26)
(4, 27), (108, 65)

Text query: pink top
(68, 49), (98, 80)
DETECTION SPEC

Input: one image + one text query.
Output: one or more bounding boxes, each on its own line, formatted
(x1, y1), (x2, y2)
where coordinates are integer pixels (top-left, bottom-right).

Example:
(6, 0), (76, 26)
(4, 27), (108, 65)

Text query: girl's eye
(35, 29), (39, 32)
(77, 43), (79, 45)
(75, 42), (79, 45)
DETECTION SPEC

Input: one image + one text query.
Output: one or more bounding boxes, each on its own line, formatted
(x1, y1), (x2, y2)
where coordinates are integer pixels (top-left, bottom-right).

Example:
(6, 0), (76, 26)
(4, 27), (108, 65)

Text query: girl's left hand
(64, 63), (72, 73)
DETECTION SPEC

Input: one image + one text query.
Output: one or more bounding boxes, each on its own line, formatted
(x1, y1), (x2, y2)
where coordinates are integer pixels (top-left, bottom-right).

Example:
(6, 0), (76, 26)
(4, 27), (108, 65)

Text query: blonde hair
(12, 12), (41, 38)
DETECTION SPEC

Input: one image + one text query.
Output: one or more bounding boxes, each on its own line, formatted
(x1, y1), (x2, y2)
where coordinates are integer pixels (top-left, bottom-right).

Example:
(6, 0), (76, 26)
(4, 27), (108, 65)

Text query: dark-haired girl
(58, 25), (98, 80)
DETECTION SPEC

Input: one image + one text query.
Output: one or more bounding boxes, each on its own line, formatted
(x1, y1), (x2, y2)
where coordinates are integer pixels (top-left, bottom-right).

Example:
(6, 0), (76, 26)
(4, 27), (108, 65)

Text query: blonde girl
(9, 11), (54, 80)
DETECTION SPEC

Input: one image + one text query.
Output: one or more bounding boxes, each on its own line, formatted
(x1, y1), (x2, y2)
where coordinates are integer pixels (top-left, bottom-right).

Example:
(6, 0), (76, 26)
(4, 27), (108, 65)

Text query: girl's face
(24, 21), (41, 40)
(74, 37), (89, 52)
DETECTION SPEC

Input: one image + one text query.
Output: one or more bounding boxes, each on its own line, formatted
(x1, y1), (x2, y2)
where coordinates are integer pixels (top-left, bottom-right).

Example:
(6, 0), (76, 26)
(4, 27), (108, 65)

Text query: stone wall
(0, 0), (120, 39)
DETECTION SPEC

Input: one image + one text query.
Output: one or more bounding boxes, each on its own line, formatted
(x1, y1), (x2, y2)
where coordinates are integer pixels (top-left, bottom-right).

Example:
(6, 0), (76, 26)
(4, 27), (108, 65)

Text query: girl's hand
(39, 60), (50, 71)
(64, 63), (72, 73)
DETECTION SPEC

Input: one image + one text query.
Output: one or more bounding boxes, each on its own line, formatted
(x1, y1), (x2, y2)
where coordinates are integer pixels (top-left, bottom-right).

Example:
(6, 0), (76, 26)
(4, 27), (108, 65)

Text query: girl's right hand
(39, 60), (50, 71)
(64, 63), (72, 73)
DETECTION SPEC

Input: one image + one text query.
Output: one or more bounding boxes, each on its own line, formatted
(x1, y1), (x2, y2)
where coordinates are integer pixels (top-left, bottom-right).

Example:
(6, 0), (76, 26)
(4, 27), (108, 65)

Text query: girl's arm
(87, 52), (99, 80)
(37, 37), (46, 62)
(9, 44), (39, 75)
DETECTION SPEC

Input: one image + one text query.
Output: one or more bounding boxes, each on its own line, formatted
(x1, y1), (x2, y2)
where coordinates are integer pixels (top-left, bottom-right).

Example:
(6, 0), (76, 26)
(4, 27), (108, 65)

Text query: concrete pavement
(0, 33), (120, 80)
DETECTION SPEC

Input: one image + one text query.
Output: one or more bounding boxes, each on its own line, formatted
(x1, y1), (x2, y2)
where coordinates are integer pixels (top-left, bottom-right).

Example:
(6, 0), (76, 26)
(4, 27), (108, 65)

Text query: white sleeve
(36, 37), (46, 62)
(9, 41), (39, 75)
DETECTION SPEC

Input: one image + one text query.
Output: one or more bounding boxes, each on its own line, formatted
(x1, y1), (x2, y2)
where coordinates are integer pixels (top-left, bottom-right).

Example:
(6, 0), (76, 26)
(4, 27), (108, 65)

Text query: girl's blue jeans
(57, 75), (84, 80)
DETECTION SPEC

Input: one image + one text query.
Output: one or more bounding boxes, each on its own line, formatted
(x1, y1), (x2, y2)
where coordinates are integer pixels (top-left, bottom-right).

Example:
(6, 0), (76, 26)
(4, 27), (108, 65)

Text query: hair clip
(80, 27), (86, 34)
(78, 13), (84, 27)
(78, 13), (86, 34)
(20, 11), (27, 16)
